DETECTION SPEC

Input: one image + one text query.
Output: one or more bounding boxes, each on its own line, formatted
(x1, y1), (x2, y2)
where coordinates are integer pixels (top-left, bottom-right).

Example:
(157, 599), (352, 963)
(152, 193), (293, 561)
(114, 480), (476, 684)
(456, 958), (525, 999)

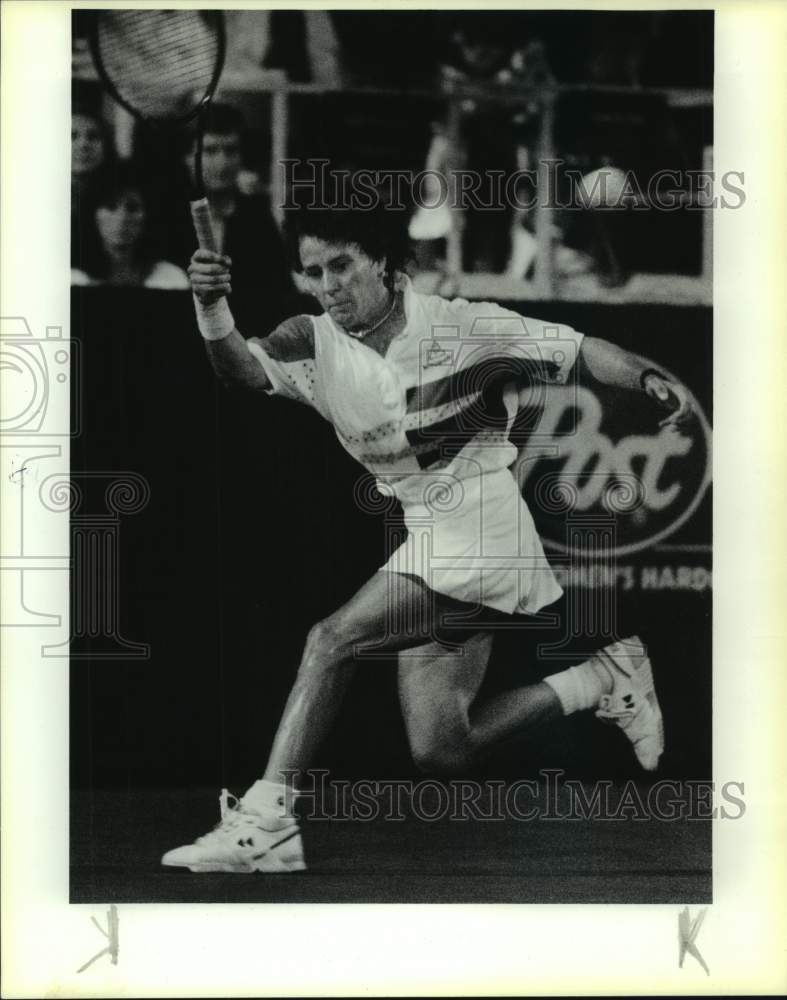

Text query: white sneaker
(161, 789), (306, 873)
(594, 636), (664, 771)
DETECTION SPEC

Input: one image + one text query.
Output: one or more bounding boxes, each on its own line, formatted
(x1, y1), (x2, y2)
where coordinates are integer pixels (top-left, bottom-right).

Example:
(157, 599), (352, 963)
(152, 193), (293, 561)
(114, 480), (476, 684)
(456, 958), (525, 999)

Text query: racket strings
(96, 11), (221, 120)
(98, 11), (219, 55)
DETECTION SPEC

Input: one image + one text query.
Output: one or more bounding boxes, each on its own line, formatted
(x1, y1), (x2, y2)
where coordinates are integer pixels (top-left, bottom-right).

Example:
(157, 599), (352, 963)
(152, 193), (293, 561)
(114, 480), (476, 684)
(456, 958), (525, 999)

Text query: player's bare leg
(399, 632), (663, 776)
(262, 570), (483, 783)
(162, 569), (487, 872)
(398, 632), (562, 775)
(256, 570), (660, 793)
(162, 571), (662, 872)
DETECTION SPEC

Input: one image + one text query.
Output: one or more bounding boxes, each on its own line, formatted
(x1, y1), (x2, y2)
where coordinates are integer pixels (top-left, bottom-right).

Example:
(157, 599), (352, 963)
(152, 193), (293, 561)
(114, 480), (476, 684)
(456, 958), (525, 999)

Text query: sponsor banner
(514, 379), (712, 560)
(551, 562), (712, 593)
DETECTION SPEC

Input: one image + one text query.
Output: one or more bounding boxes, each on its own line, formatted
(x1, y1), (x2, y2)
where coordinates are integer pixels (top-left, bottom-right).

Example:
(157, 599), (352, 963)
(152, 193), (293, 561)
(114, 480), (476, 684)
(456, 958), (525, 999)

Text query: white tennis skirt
(379, 468), (562, 616)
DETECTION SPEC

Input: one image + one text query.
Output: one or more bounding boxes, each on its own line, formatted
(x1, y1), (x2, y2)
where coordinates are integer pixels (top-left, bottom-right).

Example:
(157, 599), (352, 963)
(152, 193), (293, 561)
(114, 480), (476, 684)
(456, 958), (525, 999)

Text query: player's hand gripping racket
(89, 10), (226, 251)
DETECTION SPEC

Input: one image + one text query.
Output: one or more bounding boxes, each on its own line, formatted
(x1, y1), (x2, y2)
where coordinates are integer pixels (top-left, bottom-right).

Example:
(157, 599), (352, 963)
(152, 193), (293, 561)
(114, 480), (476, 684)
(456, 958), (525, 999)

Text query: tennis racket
(88, 9), (226, 252)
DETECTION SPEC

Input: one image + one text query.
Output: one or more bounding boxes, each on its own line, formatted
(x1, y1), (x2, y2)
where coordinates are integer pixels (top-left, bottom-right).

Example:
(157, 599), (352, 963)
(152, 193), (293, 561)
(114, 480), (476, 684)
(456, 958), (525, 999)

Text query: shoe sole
(173, 858), (307, 874)
(161, 829), (307, 873)
(162, 855), (307, 874)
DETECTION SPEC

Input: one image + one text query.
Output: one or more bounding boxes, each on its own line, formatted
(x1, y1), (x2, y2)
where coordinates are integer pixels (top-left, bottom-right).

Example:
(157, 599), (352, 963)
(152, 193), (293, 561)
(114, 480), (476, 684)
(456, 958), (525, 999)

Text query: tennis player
(162, 205), (694, 873)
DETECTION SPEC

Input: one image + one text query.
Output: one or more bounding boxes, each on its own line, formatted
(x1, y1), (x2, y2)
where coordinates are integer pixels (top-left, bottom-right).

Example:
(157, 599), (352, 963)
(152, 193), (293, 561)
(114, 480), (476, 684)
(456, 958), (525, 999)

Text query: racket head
(88, 10), (225, 127)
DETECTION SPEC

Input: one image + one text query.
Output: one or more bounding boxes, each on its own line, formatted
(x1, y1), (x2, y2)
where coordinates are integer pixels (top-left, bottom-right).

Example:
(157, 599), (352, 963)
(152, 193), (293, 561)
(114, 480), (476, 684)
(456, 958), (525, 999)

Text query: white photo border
(1, 0), (785, 995)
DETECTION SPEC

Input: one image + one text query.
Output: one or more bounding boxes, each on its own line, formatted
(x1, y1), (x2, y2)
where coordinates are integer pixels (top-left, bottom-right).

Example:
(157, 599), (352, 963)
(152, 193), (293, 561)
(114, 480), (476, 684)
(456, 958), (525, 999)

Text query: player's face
(197, 131), (242, 195)
(299, 237), (389, 331)
(95, 190), (146, 254)
(71, 114), (105, 176)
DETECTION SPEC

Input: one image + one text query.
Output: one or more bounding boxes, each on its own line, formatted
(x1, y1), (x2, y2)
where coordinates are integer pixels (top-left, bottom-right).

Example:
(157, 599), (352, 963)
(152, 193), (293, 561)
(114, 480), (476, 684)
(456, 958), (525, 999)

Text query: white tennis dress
(246, 278), (583, 616)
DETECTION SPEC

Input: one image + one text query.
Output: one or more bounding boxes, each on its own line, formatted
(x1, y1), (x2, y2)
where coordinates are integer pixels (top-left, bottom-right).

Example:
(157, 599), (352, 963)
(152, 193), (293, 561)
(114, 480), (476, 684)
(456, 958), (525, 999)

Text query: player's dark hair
(284, 199), (411, 290)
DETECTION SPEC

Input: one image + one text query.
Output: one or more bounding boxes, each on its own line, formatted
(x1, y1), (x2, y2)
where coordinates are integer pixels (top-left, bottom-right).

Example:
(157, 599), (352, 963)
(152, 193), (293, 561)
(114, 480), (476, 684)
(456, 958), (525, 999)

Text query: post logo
(514, 381), (712, 556)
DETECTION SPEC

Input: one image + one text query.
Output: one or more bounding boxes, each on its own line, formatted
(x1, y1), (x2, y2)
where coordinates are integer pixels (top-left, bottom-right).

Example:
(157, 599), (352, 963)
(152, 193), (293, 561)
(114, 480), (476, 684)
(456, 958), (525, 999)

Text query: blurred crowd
(71, 99), (298, 326)
(71, 10), (712, 298)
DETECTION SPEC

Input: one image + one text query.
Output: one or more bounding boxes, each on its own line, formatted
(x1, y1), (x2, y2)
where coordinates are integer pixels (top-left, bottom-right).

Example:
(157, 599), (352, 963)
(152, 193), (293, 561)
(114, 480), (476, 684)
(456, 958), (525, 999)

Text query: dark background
(70, 289), (711, 794)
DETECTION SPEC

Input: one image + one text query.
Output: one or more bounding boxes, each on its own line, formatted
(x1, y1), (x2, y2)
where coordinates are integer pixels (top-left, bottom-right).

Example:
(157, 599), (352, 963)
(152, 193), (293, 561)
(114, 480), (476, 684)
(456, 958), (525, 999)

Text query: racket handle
(190, 197), (219, 252)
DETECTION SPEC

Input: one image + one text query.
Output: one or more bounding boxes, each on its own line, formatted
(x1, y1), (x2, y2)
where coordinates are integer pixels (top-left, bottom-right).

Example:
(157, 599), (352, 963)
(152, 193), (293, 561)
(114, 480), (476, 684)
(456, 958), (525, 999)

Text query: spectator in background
(71, 162), (188, 289)
(222, 9), (343, 86)
(72, 109), (111, 180)
(165, 104), (297, 327)
(410, 14), (554, 277)
(219, 10), (345, 187)
(71, 106), (117, 267)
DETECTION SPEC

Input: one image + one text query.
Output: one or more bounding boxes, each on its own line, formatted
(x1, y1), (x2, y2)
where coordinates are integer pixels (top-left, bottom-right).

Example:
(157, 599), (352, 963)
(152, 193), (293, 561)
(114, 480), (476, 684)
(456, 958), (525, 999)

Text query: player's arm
(188, 249), (272, 391)
(579, 335), (694, 428)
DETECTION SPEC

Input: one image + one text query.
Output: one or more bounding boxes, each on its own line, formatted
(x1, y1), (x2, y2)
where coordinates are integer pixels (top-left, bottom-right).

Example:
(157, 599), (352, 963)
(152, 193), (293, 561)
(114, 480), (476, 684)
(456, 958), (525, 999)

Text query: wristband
(639, 367), (668, 391)
(194, 294), (235, 342)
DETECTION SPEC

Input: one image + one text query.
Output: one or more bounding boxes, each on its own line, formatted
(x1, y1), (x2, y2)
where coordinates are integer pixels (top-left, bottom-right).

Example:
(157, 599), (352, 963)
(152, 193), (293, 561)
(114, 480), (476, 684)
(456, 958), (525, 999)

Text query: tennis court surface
(71, 785), (711, 904)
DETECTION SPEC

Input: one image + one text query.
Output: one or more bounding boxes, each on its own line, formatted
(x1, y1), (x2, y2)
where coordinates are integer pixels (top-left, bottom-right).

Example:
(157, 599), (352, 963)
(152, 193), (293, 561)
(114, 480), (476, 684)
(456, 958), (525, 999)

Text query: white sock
(241, 779), (296, 822)
(544, 658), (613, 716)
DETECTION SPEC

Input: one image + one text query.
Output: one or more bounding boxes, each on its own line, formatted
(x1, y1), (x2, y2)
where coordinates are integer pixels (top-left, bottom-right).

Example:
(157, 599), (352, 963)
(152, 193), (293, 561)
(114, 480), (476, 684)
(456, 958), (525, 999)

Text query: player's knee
(409, 729), (471, 777)
(301, 616), (352, 671)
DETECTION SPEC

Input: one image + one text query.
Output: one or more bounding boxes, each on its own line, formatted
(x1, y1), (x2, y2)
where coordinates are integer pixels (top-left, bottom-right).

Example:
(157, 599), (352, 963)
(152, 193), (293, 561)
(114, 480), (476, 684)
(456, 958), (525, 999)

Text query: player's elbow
(212, 369), (236, 391)
(216, 370), (268, 393)
(207, 361), (240, 391)
(205, 350), (269, 393)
